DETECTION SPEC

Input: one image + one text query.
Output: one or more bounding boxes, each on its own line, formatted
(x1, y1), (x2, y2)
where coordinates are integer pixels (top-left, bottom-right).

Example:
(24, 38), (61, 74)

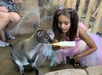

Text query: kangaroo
(11, 25), (53, 75)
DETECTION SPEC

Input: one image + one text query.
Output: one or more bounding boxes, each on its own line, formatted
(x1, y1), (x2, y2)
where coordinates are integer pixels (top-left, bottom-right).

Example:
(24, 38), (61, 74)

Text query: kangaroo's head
(35, 30), (53, 43)
(33, 24), (53, 43)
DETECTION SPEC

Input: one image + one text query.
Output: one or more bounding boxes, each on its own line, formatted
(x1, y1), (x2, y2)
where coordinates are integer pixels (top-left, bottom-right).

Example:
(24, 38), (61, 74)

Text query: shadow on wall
(13, 0), (40, 35)
(13, 0), (66, 35)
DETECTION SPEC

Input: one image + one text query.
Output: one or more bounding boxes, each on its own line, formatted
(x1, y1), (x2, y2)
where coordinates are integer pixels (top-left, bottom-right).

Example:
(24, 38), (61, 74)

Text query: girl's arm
(73, 27), (97, 62)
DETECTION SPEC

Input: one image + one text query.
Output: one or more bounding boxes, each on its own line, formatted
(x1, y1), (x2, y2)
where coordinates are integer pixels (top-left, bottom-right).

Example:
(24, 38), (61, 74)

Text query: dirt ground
(0, 35), (76, 75)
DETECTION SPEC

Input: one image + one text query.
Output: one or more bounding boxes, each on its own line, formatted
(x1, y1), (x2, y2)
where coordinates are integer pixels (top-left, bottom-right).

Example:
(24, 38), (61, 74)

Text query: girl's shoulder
(75, 22), (88, 40)
(78, 22), (88, 31)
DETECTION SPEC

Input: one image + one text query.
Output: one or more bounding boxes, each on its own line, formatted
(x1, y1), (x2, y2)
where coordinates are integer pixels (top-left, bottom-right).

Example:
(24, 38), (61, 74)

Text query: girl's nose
(61, 23), (65, 28)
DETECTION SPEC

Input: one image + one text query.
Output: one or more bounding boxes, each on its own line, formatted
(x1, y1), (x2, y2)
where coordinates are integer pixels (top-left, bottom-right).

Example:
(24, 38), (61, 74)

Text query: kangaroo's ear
(33, 24), (40, 31)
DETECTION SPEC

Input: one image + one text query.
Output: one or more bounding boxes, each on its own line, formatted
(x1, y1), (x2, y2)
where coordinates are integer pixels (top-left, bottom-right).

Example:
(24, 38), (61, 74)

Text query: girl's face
(58, 15), (71, 33)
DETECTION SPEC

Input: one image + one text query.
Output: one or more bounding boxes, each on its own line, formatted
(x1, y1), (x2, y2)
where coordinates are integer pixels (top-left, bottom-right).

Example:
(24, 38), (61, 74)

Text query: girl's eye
(64, 22), (69, 25)
(58, 21), (69, 26)
(58, 22), (62, 25)
(58, 22), (62, 27)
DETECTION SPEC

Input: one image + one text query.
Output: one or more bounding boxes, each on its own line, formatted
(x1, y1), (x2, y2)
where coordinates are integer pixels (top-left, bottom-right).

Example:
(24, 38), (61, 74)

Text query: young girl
(51, 8), (102, 67)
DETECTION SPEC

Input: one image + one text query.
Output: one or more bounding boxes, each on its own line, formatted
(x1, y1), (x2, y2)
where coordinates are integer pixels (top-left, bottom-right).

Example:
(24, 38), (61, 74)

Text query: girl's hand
(73, 54), (82, 63)
(52, 45), (70, 50)
(60, 46), (70, 49)
(52, 45), (61, 50)
(0, 6), (8, 12)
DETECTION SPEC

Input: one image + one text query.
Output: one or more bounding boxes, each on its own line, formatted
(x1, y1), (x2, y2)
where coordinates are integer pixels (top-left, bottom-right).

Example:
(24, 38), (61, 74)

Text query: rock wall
(13, 0), (66, 35)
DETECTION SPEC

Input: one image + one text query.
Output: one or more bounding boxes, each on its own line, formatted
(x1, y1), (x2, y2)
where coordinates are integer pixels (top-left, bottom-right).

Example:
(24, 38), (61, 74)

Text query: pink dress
(40, 22), (102, 67)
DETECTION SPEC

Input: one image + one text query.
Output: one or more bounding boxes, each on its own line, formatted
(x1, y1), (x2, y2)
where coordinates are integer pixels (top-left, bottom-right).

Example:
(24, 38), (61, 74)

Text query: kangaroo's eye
(45, 36), (49, 40)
